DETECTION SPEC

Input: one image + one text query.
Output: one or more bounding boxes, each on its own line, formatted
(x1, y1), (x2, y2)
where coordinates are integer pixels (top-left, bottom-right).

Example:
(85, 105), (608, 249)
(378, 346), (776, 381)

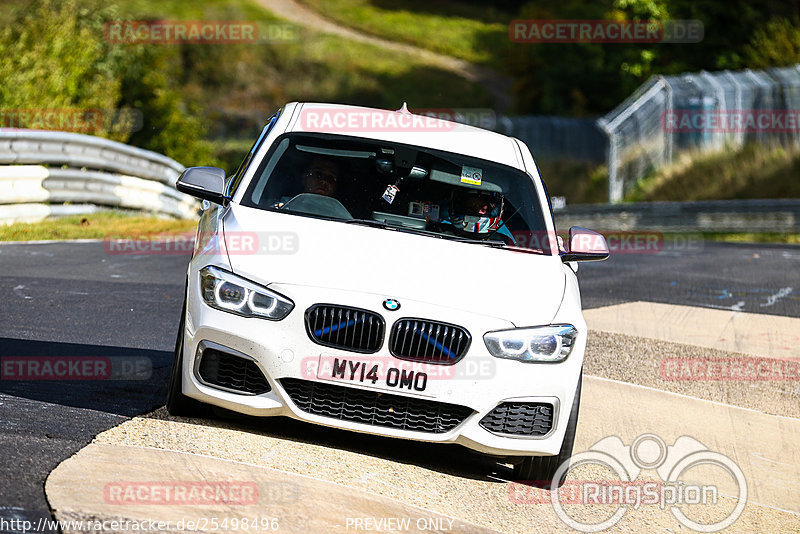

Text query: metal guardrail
(0, 130), (197, 222)
(555, 199), (800, 232)
(0, 130), (183, 183)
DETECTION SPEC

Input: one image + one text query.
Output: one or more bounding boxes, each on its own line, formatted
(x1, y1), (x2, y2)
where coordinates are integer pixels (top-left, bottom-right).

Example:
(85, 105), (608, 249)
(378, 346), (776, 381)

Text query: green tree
(508, 0), (800, 115)
(744, 17), (800, 69)
(0, 0), (128, 139)
(117, 43), (216, 166)
(508, 0), (668, 115)
(0, 0), (215, 164)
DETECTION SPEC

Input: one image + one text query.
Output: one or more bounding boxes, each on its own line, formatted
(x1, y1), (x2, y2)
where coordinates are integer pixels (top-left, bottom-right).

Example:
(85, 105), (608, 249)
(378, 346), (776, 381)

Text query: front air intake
(281, 378), (473, 433)
(479, 402), (554, 436)
(196, 347), (271, 395)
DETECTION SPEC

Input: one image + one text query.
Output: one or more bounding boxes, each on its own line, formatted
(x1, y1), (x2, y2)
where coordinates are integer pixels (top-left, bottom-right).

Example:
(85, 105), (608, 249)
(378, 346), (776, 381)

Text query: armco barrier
(0, 130), (197, 223)
(555, 199), (800, 232)
(0, 130), (183, 183)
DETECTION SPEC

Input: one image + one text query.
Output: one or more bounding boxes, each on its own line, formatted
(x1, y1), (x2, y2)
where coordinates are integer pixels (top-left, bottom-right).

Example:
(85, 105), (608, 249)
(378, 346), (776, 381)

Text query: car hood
(222, 204), (566, 326)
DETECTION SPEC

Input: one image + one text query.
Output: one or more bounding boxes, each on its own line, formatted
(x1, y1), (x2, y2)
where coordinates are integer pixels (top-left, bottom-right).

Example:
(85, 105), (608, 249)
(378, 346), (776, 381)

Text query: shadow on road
(0, 337), (172, 417)
(145, 405), (517, 484)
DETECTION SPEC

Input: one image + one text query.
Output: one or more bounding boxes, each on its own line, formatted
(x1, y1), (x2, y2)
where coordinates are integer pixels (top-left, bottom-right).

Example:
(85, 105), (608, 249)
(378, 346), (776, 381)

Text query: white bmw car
(167, 102), (609, 485)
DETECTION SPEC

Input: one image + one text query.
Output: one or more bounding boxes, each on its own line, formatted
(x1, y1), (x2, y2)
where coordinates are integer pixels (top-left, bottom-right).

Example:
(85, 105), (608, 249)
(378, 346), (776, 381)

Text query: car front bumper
(181, 281), (585, 457)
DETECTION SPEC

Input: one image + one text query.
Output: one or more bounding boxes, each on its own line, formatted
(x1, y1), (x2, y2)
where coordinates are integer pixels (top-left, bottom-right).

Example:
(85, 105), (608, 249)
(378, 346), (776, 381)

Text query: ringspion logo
(510, 433), (747, 532)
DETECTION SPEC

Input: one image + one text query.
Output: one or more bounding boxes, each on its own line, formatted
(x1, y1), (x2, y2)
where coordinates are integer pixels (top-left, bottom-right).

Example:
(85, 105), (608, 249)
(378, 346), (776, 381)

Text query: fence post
(596, 118), (619, 203)
(662, 75), (674, 167)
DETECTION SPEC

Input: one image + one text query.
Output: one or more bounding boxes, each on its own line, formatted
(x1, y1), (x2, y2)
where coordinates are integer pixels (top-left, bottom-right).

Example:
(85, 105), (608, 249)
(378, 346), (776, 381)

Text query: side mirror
(176, 167), (228, 205)
(561, 226), (610, 262)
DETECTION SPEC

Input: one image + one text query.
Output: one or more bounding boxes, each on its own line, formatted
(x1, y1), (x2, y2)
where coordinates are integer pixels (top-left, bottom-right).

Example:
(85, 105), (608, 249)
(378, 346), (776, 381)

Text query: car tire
(166, 292), (207, 417)
(512, 373), (582, 488)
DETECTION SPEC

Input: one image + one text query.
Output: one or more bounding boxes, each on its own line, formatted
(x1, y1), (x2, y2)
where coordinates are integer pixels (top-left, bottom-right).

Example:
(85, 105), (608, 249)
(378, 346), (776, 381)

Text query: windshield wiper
(444, 236), (507, 248)
(343, 218), (449, 238)
(444, 235), (549, 254)
(343, 220), (548, 253)
(342, 218), (396, 229)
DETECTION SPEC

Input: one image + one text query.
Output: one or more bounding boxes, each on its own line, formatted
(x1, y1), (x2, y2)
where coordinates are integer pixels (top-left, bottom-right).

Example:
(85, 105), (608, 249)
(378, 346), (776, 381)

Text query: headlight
(199, 266), (293, 320)
(483, 325), (578, 363)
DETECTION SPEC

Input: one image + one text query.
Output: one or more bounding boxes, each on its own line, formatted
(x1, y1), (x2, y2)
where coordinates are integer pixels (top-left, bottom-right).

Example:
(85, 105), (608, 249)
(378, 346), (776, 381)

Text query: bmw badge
(383, 298), (400, 311)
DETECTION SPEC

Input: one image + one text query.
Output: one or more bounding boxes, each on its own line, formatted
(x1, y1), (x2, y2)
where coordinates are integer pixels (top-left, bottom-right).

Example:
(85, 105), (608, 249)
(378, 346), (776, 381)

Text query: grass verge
(0, 0), (493, 161)
(297, 0), (511, 65)
(690, 232), (800, 244)
(626, 143), (800, 201)
(120, 0), (494, 116)
(1, 212), (796, 245)
(0, 211), (197, 242)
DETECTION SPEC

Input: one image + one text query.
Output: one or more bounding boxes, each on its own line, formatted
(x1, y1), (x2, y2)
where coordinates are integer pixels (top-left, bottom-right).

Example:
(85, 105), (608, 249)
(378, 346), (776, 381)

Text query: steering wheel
(280, 193), (353, 219)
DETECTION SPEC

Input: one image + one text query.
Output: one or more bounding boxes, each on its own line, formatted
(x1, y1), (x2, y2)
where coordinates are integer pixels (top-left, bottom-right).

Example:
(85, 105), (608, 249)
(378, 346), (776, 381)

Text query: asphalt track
(578, 240), (800, 317)
(0, 240), (798, 532)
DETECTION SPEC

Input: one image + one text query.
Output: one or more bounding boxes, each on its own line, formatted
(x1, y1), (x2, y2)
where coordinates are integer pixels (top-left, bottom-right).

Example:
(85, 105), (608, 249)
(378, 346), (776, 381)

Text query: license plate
(313, 355), (440, 397)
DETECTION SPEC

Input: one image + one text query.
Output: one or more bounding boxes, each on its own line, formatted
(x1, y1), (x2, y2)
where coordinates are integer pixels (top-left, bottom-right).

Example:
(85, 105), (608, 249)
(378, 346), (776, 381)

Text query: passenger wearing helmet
(436, 188), (516, 244)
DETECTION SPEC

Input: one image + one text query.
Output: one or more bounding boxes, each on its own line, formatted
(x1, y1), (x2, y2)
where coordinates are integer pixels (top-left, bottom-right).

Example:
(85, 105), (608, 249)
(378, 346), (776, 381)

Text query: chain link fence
(497, 115), (607, 164)
(597, 64), (800, 202)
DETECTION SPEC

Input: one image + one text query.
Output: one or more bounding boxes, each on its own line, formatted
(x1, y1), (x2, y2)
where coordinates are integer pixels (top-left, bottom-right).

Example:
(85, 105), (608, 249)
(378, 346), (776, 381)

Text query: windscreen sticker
(461, 166), (482, 185)
(382, 184), (399, 204)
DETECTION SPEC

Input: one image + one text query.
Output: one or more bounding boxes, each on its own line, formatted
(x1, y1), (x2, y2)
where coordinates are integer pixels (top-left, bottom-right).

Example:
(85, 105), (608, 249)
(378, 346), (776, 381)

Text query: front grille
(281, 378), (473, 434)
(479, 402), (553, 436)
(389, 319), (470, 365)
(305, 304), (384, 353)
(197, 348), (271, 395)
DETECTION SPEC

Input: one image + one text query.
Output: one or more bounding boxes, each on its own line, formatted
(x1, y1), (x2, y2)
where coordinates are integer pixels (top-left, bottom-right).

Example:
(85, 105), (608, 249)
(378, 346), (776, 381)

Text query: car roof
(284, 102), (525, 170)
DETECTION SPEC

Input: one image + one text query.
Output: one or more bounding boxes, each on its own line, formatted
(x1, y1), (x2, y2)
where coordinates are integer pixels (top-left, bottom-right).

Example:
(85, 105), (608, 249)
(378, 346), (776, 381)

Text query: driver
(274, 156), (340, 208)
(301, 156), (340, 196)
(437, 189), (516, 244)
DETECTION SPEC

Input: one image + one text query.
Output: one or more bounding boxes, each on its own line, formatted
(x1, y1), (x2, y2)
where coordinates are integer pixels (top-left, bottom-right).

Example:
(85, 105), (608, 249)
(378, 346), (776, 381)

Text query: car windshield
(241, 133), (551, 253)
